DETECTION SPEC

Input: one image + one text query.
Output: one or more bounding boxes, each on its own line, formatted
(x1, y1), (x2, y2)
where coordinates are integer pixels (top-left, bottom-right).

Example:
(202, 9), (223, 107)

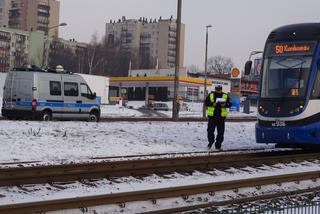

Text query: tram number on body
(271, 120), (286, 127)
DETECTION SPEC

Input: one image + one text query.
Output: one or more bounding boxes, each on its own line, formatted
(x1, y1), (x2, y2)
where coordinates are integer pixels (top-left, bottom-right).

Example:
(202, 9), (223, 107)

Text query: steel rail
(0, 170), (319, 214)
(142, 186), (320, 214)
(0, 116), (257, 122)
(0, 150), (317, 187)
(99, 117), (257, 122)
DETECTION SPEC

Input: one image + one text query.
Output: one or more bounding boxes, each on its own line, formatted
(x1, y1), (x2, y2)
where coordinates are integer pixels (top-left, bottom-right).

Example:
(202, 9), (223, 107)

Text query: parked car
(150, 103), (169, 111)
(1, 67), (100, 121)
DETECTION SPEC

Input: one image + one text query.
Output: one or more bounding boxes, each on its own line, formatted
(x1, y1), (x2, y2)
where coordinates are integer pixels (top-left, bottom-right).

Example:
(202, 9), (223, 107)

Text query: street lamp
(203, 24), (212, 118)
(44, 22), (67, 68)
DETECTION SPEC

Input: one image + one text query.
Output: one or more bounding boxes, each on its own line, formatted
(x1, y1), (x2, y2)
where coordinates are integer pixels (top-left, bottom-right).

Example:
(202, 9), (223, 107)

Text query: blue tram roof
(267, 23), (320, 42)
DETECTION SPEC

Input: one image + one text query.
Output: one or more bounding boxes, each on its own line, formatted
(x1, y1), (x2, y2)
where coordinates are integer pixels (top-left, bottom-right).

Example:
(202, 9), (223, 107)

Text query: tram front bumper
(256, 122), (320, 145)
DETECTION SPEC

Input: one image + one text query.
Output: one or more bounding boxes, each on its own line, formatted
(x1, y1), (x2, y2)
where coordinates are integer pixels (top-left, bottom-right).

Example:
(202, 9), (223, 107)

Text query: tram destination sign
(266, 41), (317, 56)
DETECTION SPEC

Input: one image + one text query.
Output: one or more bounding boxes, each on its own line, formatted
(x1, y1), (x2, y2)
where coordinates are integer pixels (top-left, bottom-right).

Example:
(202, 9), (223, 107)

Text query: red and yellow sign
(275, 44), (311, 55)
(231, 68), (240, 78)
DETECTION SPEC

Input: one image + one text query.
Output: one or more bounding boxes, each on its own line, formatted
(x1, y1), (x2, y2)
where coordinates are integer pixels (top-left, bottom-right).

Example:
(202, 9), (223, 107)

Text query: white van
(1, 68), (101, 121)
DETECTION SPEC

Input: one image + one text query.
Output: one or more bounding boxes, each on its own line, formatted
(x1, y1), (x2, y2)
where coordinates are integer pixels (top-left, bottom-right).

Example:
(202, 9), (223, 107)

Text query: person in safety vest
(204, 85), (232, 150)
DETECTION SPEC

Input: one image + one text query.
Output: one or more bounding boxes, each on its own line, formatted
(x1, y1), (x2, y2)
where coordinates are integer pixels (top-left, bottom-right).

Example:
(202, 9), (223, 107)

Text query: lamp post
(44, 22), (67, 68)
(203, 24), (212, 118)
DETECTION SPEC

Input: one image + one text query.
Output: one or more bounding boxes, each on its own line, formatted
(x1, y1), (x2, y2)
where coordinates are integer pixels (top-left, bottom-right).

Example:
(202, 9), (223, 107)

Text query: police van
(1, 67), (101, 121)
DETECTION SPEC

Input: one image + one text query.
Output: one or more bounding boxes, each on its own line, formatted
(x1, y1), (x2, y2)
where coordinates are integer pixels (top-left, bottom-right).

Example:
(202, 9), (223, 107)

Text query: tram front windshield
(261, 41), (316, 99)
(261, 56), (312, 98)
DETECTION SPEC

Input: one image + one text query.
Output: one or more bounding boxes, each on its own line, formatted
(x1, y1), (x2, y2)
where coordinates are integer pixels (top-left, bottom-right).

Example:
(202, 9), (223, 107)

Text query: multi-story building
(0, 27), (45, 72)
(3, 0), (60, 38)
(106, 16), (185, 69)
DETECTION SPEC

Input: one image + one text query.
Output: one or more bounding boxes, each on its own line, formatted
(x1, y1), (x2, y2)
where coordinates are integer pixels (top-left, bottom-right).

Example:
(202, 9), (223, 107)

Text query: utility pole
(172, 0), (182, 121)
(203, 25), (212, 118)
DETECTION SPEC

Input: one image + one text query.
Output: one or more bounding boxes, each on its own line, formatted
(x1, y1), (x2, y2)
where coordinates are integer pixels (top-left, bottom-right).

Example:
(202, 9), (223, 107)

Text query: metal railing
(211, 201), (320, 214)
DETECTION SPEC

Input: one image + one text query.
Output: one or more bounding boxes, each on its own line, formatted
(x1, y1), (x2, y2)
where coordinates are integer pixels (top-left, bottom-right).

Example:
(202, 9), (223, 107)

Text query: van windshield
(80, 83), (93, 96)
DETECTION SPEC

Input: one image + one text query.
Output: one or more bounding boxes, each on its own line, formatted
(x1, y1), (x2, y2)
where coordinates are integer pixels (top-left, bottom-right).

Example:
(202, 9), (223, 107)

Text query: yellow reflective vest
(207, 93), (228, 117)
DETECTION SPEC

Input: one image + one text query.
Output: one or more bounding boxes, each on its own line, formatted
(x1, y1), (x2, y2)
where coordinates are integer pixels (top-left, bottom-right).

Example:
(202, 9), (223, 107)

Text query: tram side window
(312, 66), (320, 98)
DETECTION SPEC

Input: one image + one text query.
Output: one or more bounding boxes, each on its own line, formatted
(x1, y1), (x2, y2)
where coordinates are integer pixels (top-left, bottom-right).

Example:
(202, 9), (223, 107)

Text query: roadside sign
(121, 88), (127, 94)
(230, 67), (241, 112)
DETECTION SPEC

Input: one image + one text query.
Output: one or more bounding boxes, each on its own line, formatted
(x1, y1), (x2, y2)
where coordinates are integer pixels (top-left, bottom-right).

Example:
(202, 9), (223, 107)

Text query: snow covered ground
(0, 96), (261, 165)
(0, 120), (269, 165)
(101, 101), (257, 118)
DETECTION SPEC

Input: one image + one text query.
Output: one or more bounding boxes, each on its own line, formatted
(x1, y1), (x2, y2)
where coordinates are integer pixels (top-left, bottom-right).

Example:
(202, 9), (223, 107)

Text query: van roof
(12, 67), (74, 74)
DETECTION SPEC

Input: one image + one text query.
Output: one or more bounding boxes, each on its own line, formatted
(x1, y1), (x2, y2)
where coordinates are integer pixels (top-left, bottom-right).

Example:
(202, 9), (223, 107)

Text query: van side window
(64, 82), (79, 96)
(80, 83), (92, 97)
(50, 81), (61, 96)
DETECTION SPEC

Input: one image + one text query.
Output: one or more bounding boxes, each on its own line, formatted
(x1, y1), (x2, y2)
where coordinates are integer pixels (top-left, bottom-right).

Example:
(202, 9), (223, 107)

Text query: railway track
(0, 149), (318, 187)
(0, 115), (257, 122)
(99, 116), (257, 122)
(1, 169), (320, 214)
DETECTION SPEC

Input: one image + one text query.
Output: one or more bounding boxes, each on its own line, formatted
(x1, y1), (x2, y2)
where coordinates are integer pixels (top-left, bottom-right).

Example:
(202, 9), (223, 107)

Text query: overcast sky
(59, 0), (320, 70)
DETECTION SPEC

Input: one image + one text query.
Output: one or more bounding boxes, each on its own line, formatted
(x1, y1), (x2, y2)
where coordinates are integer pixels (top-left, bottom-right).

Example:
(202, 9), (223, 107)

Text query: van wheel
(42, 111), (52, 121)
(89, 111), (99, 122)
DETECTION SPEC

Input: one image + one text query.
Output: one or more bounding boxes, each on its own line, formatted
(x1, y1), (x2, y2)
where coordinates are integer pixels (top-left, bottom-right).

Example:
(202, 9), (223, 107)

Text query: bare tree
(207, 56), (234, 74)
(86, 34), (104, 75)
(47, 33), (156, 77)
(187, 64), (200, 73)
(48, 43), (77, 71)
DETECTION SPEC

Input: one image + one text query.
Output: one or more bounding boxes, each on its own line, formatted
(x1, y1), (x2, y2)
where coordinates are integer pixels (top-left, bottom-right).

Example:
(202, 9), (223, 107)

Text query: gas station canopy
(110, 76), (212, 87)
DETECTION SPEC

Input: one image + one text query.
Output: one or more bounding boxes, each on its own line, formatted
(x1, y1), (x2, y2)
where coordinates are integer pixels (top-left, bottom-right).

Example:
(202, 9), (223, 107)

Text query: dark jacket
(205, 92), (232, 117)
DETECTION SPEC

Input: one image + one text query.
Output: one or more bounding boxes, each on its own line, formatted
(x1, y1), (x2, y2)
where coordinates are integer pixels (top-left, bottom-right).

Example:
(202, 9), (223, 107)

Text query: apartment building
(1, 0), (60, 37)
(0, 27), (45, 72)
(106, 16), (185, 69)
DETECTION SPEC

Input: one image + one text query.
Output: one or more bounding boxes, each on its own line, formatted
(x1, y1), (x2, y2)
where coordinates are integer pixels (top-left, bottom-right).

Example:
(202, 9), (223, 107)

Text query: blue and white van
(1, 67), (101, 121)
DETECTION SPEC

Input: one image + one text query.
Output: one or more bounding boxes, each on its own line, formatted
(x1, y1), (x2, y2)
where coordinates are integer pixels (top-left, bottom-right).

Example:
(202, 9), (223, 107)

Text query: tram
(245, 23), (320, 147)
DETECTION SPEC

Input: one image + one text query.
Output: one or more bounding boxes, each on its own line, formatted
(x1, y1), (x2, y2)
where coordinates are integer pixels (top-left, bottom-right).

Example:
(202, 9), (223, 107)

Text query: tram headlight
(259, 105), (264, 113)
(259, 105), (268, 114)
(290, 105), (304, 114)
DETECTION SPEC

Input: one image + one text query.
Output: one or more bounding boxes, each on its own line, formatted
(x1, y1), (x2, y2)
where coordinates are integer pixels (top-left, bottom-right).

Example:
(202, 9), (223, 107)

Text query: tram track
(0, 149), (318, 187)
(1, 169), (320, 214)
(0, 115), (257, 122)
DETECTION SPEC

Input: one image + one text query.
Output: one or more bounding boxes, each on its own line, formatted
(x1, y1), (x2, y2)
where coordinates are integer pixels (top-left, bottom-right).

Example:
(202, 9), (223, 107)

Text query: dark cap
(215, 85), (222, 90)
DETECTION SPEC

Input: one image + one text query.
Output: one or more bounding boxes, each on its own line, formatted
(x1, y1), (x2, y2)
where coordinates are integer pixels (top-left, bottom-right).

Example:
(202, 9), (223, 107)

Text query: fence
(208, 201), (320, 214)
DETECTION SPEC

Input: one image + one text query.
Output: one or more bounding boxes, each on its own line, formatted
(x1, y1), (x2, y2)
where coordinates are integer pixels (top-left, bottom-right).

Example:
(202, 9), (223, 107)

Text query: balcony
(140, 43), (151, 48)
(37, 25), (48, 33)
(168, 32), (176, 38)
(0, 34), (11, 41)
(38, 4), (50, 11)
(37, 19), (49, 25)
(38, 11), (50, 18)
(9, 10), (21, 19)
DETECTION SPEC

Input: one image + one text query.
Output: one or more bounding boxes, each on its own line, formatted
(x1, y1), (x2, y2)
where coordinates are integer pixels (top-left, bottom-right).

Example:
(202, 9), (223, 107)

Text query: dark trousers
(207, 116), (226, 148)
